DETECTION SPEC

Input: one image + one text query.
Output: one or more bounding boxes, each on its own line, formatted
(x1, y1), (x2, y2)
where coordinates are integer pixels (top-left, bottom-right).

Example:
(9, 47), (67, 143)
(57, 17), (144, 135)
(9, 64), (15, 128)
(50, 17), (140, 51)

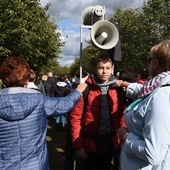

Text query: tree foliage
(0, 0), (64, 70)
(142, 0), (170, 40)
(109, 8), (151, 72)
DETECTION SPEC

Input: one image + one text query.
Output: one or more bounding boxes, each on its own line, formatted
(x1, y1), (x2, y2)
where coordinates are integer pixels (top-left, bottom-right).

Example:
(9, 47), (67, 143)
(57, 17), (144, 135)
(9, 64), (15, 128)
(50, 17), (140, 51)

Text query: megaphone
(81, 5), (105, 25)
(91, 20), (119, 50)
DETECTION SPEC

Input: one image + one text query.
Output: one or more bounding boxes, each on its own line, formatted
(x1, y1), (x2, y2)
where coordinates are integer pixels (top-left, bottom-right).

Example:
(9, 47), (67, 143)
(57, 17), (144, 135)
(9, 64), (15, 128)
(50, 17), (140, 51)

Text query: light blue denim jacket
(120, 75), (170, 170)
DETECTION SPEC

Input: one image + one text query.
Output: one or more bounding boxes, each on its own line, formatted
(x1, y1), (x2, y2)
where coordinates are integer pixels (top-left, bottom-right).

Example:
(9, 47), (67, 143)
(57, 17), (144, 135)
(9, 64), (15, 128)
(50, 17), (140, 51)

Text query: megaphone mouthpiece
(95, 32), (108, 45)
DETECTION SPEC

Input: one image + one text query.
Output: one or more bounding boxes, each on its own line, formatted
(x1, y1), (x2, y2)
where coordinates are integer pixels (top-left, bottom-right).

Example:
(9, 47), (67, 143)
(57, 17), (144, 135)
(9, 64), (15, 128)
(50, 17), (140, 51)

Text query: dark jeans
(64, 125), (84, 170)
(113, 147), (120, 170)
(64, 134), (74, 170)
(83, 135), (114, 170)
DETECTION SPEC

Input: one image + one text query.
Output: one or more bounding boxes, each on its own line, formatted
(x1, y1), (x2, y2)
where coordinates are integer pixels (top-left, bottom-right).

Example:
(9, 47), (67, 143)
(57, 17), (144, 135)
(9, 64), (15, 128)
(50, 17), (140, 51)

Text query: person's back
(53, 75), (71, 130)
(54, 82), (70, 97)
(34, 71), (46, 94)
(53, 75), (71, 97)
(0, 56), (87, 170)
(45, 72), (57, 96)
(0, 87), (52, 169)
(41, 74), (53, 96)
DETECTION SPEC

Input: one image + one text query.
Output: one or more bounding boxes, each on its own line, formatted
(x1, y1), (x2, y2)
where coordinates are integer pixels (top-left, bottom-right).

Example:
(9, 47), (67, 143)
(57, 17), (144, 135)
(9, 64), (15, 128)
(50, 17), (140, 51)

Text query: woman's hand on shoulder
(116, 80), (130, 87)
(116, 80), (123, 87)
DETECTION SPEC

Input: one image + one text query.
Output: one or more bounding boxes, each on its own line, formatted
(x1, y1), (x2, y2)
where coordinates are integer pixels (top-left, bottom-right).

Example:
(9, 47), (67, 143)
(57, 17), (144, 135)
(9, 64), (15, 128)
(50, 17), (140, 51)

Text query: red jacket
(70, 76), (126, 152)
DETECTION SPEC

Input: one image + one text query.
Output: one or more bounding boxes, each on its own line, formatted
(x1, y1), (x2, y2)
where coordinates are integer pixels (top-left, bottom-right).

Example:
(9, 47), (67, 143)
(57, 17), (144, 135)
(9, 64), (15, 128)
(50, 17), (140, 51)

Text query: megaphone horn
(91, 20), (119, 50)
(81, 5), (105, 25)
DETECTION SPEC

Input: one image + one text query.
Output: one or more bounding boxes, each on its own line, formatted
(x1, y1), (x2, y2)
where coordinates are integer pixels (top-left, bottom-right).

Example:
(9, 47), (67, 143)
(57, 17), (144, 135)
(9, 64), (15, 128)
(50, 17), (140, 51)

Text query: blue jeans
(56, 114), (67, 128)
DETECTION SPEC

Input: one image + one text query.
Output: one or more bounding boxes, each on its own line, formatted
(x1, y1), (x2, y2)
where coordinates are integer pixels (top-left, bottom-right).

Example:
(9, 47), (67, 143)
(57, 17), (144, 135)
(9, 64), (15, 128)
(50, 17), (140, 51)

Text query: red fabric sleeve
(69, 97), (85, 149)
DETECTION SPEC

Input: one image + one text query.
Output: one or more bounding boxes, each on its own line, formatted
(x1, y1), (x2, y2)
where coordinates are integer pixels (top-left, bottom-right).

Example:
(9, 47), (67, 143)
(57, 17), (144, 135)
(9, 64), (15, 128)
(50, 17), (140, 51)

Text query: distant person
(42, 72), (57, 97)
(118, 66), (149, 101)
(136, 66), (149, 85)
(27, 70), (42, 92)
(53, 74), (71, 130)
(119, 67), (136, 106)
(41, 73), (53, 96)
(0, 56), (87, 170)
(42, 74), (48, 81)
(119, 67), (136, 83)
(70, 55), (126, 170)
(46, 72), (57, 96)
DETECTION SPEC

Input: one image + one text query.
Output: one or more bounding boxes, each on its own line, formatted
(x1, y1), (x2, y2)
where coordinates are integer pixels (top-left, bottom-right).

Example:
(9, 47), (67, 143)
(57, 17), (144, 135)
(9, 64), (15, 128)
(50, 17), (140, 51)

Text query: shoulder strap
(83, 85), (89, 99)
(30, 88), (42, 93)
(161, 84), (170, 87)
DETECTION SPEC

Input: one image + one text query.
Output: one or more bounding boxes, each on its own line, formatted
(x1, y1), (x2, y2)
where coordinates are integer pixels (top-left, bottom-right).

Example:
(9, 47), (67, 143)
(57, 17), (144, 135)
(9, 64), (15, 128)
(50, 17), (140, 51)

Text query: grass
(46, 117), (66, 170)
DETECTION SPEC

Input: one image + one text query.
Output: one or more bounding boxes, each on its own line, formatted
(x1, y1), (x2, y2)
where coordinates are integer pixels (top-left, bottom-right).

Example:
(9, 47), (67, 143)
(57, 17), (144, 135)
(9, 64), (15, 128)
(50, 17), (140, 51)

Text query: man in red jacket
(70, 55), (126, 170)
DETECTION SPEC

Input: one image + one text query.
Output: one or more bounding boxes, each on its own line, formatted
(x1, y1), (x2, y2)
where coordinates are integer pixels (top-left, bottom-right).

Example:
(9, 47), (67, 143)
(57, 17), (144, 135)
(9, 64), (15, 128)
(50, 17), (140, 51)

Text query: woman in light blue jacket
(118, 40), (170, 170)
(0, 56), (87, 170)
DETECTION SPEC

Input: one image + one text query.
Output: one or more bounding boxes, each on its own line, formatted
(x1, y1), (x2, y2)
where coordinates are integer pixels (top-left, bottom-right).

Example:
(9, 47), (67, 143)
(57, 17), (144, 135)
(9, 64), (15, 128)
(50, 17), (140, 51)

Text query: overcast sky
(40, 0), (145, 67)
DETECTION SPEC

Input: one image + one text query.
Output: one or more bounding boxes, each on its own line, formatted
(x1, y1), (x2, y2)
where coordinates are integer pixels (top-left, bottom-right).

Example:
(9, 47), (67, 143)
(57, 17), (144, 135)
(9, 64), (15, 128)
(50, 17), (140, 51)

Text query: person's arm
(116, 80), (143, 100)
(125, 83), (143, 100)
(44, 83), (87, 116)
(123, 91), (170, 165)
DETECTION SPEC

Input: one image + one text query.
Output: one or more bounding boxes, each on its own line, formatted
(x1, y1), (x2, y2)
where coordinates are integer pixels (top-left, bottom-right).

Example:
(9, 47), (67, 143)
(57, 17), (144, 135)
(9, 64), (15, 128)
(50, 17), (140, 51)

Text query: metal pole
(79, 25), (83, 83)
(79, 25), (92, 83)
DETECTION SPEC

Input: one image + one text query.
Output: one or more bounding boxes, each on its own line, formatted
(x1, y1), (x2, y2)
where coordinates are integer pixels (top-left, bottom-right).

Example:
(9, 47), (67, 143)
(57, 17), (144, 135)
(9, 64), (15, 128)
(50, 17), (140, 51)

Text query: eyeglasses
(147, 56), (155, 64)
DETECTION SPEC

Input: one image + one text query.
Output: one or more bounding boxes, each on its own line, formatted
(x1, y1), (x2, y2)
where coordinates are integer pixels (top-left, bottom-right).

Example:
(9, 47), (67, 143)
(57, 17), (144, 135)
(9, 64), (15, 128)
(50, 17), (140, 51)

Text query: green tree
(0, 0), (64, 70)
(108, 0), (169, 72)
(142, 0), (170, 41)
(69, 57), (80, 77)
(40, 59), (60, 75)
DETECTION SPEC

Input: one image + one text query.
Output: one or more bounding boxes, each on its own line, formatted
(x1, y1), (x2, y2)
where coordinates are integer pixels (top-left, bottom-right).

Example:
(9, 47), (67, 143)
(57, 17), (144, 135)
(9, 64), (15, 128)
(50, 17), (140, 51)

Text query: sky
(39, 0), (145, 67)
